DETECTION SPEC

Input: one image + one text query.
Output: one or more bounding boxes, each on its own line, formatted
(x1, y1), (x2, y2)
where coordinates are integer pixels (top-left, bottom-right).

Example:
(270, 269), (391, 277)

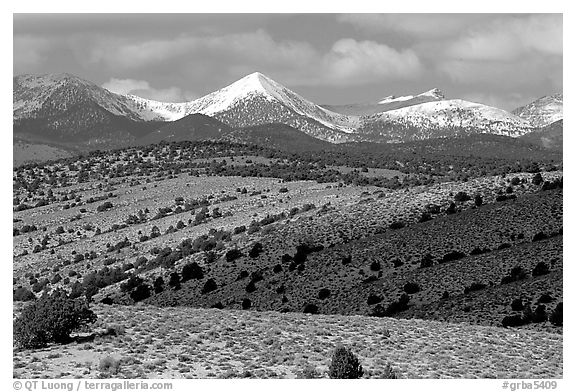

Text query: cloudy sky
(13, 13), (562, 110)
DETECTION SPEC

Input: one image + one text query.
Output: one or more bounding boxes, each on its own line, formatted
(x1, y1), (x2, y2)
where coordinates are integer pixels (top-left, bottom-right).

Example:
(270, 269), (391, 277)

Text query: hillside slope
(12, 304), (562, 379)
(223, 123), (334, 152)
(520, 120), (563, 151)
(136, 114), (233, 145)
(359, 100), (534, 142)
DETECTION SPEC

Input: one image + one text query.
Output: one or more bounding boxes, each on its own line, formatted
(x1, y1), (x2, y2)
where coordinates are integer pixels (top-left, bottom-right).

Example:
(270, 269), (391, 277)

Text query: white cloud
(14, 35), (51, 73)
(438, 49), (562, 92)
(89, 30), (317, 70)
(91, 32), (421, 87)
(101, 78), (197, 102)
(446, 14), (562, 61)
(101, 78), (150, 95)
(321, 39), (422, 84)
(338, 14), (490, 38)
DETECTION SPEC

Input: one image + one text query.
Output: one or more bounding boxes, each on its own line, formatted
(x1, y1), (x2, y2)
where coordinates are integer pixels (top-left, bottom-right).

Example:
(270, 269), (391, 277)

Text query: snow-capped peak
(369, 99), (534, 138)
(378, 95), (414, 104)
(378, 88), (444, 104)
(512, 94), (563, 128)
(420, 88), (444, 100)
(124, 94), (188, 121)
(188, 71), (281, 113)
(181, 72), (359, 132)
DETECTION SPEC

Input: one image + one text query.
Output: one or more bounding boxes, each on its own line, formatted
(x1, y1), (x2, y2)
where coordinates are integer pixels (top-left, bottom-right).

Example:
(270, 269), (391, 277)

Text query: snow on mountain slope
(323, 88), (445, 116)
(378, 95), (414, 104)
(13, 73), (188, 123)
(359, 99), (535, 142)
(14, 71), (543, 146)
(378, 88), (445, 104)
(125, 95), (188, 121)
(182, 72), (359, 133)
(513, 94), (563, 128)
(14, 73), (146, 121)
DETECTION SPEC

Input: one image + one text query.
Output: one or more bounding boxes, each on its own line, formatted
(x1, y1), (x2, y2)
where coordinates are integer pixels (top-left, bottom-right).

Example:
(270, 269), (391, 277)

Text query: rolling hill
(136, 114), (233, 145)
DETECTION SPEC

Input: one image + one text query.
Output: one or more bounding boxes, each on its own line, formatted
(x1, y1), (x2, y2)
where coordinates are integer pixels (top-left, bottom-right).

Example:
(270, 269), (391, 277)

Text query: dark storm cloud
(13, 13), (562, 110)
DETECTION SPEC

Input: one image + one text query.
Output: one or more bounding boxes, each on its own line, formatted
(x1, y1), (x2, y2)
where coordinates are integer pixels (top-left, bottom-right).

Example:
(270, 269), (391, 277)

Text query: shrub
(303, 303), (318, 314)
(511, 298), (524, 311)
(391, 259), (404, 268)
(104, 324), (125, 336)
(98, 356), (121, 375)
(419, 254), (434, 268)
(362, 275), (378, 284)
(502, 315), (525, 328)
(153, 277), (164, 294)
(374, 294), (411, 317)
(532, 262), (550, 277)
(389, 221), (405, 230)
(538, 293), (554, 303)
(418, 212), (432, 223)
(168, 272), (181, 290)
(367, 294), (382, 305)
(463, 282), (486, 294)
(247, 221), (261, 234)
(96, 201), (113, 212)
(532, 172), (543, 186)
(328, 346), (364, 379)
(69, 282), (84, 299)
(225, 248), (243, 263)
(297, 364), (321, 379)
(403, 282), (420, 294)
(382, 363), (398, 379)
(233, 225), (246, 234)
(370, 261), (381, 271)
(532, 232), (548, 242)
(441, 250), (466, 263)
(120, 275), (144, 293)
(446, 202), (457, 214)
(501, 266), (528, 284)
(454, 191), (471, 202)
(532, 305), (548, 323)
(14, 287), (35, 302)
(202, 278), (217, 294)
(318, 288), (331, 300)
(248, 242), (263, 258)
(130, 284), (151, 302)
(13, 289), (97, 349)
(342, 255), (352, 265)
(245, 281), (257, 293)
(181, 262), (204, 282)
(474, 194), (483, 207)
(241, 298), (251, 310)
(522, 304), (534, 323)
(85, 285), (99, 303)
(549, 303), (562, 326)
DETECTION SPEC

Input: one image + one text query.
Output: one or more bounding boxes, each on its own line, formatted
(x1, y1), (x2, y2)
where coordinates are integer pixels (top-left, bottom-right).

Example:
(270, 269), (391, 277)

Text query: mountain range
(13, 72), (563, 156)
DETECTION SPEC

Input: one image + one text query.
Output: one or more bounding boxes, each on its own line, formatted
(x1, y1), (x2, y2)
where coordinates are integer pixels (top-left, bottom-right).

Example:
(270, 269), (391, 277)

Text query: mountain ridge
(14, 72), (559, 148)
(513, 93), (563, 128)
